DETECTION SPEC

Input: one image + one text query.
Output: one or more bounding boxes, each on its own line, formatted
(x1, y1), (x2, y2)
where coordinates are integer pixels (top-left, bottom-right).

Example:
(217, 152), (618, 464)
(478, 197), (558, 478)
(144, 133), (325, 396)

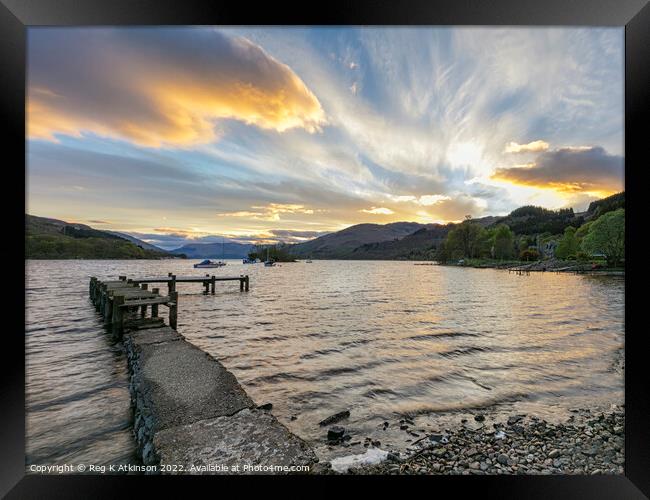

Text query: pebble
(331, 408), (625, 476)
(327, 426), (346, 441)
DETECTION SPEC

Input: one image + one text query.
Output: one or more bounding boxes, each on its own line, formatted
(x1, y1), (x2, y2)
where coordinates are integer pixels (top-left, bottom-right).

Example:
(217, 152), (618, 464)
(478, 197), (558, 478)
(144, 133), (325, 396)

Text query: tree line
(435, 208), (624, 267)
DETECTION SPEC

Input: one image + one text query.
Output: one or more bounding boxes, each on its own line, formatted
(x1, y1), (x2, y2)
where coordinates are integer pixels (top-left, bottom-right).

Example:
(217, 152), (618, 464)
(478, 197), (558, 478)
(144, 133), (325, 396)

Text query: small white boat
(264, 247), (275, 267)
(194, 238), (228, 268)
(306, 259), (313, 263)
(194, 259), (226, 268)
(243, 258), (260, 264)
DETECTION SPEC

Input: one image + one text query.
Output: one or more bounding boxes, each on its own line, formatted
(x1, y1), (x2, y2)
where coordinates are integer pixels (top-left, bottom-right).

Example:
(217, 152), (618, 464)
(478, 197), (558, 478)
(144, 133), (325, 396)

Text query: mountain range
(25, 192), (623, 260)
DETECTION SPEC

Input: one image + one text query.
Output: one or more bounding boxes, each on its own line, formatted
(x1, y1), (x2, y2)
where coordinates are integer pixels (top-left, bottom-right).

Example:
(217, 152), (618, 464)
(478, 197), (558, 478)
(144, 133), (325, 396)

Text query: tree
(575, 220), (593, 241)
(555, 226), (579, 259)
(251, 244), (297, 262)
(434, 239), (452, 263)
(520, 248), (540, 261)
(445, 219), (486, 259)
(492, 224), (514, 260)
(580, 208), (625, 266)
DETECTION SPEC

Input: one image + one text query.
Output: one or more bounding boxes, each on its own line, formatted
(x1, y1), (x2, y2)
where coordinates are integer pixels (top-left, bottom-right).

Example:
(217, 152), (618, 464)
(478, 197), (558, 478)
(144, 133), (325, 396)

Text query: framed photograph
(3, 0), (648, 497)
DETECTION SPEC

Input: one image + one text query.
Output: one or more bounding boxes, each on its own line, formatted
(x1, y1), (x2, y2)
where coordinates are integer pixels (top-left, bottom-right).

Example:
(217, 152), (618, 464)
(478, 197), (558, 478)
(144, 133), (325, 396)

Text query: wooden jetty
(129, 273), (250, 293)
(508, 267), (531, 275)
(89, 273), (249, 337)
(86, 273), (316, 474)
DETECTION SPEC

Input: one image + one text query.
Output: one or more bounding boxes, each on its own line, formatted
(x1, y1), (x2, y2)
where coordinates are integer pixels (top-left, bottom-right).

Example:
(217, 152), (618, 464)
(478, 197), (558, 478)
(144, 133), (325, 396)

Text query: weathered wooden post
(151, 288), (159, 317)
(96, 283), (104, 312)
(203, 274), (210, 294)
(140, 283), (148, 317)
(211, 276), (216, 294)
(245, 275), (249, 292)
(104, 291), (113, 322)
(89, 277), (97, 300)
(169, 291), (178, 330)
(112, 295), (125, 338)
(101, 284), (109, 315)
(239, 275), (244, 292)
(168, 275), (176, 295)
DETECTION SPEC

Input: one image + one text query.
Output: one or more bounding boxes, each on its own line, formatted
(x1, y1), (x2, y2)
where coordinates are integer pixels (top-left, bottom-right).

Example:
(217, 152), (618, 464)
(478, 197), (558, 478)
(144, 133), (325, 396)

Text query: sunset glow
(26, 27), (624, 249)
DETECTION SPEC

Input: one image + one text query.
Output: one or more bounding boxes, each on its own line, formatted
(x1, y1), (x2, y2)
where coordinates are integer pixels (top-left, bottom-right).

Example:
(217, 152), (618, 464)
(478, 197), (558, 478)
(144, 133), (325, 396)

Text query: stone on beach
(319, 410), (351, 427)
(327, 426), (346, 441)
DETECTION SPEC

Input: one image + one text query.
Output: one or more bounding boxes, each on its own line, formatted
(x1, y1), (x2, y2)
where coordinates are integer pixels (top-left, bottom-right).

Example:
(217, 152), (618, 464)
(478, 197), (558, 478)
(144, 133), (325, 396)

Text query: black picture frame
(3, 0), (648, 497)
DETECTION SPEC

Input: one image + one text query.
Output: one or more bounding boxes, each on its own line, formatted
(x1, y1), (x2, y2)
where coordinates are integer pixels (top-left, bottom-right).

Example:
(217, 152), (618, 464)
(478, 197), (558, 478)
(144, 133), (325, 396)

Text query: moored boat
(194, 259), (226, 268)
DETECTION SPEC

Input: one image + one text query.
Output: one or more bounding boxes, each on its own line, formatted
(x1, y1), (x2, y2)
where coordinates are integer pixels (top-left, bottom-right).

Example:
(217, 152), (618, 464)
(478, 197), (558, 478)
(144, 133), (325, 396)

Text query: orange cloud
(216, 203), (318, 221)
(492, 146), (623, 196)
(504, 140), (550, 153)
(360, 207), (394, 215)
(27, 29), (325, 147)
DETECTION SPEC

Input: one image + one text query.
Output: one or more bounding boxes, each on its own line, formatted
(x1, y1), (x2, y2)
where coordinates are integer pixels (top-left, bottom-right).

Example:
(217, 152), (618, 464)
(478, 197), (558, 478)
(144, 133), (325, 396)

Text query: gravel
(316, 408), (624, 475)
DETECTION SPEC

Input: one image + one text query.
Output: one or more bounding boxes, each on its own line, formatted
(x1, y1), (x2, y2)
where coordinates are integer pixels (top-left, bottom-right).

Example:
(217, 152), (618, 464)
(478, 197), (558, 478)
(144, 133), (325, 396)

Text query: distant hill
(106, 231), (170, 253)
(25, 215), (176, 259)
(284, 192), (624, 260)
(170, 241), (254, 259)
(289, 222), (425, 258)
(487, 206), (582, 235)
(348, 224), (452, 260)
(586, 192), (624, 219)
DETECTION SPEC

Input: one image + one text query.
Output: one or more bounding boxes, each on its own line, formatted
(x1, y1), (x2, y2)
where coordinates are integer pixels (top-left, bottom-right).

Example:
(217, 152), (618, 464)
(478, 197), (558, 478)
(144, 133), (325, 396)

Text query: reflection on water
(26, 259), (624, 465)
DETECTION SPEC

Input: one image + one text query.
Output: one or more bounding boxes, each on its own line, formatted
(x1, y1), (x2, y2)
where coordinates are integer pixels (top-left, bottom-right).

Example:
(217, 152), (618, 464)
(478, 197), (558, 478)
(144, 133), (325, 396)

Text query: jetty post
(89, 277), (97, 298)
(168, 274), (176, 295)
(140, 283), (148, 317)
(151, 288), (159, 318)
(169, 290), (178, 329)
(211, 276), (216, 294)
(112, 295), (125, 337)
(204, 274), (210, 294)
(104, 290), (113, 322)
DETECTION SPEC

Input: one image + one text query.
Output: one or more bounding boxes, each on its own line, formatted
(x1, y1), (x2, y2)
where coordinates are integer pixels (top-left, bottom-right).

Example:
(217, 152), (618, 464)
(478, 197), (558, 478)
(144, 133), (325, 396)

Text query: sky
(26, 27), (624, 250)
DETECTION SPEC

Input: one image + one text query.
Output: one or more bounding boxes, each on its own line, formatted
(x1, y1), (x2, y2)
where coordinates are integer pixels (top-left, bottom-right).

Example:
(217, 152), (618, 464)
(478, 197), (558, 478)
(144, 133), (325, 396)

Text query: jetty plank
(118, 297), (174, 307)
(130, 275), (248, 283)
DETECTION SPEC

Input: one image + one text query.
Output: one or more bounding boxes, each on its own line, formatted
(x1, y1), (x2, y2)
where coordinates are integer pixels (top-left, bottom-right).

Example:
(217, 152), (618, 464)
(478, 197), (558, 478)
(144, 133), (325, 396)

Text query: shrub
(520, 248), (540, 261)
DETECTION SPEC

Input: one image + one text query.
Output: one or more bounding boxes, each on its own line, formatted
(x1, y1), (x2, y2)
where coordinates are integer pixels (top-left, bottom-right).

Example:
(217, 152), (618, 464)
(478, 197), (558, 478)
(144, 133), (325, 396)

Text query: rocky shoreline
(441, 258), (625, 275)
(314, 408), (624, 475)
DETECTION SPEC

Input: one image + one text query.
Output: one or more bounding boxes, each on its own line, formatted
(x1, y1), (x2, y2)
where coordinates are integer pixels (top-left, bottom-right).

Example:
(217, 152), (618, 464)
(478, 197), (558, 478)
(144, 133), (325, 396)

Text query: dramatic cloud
(361, 207), (394, 215)
(28, 28), (325, 147)
(504, 140), (550, 153)
(217, 203), (318, 221)
(415, 194), (488, 222)
(27, 27), (624, 238)
(492, 146), (623, 195)
(417, 195), (452, 206)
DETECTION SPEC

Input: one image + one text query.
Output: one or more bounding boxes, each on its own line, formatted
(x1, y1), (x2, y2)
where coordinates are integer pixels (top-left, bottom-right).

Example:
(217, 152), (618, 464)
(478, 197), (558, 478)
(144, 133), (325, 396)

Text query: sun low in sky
(26, 27), (624, 249)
